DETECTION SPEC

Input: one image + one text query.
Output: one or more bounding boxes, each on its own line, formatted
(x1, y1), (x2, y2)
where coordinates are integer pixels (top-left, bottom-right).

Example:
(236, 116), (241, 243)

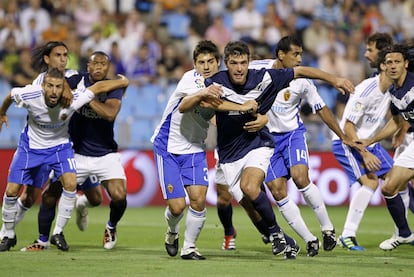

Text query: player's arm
(179, 84), (223, 113)
(243, 113), (268, 132)
(362, 115), (401, 146)
(60, 80), (73, 108)
(0, 91), (12, 130)
(88, 74), (129, 95)
(293, 66), (354, 95)
(392, 119), (410, 149)
(201, 99), (258, 113)
(88, 98), (121, 122)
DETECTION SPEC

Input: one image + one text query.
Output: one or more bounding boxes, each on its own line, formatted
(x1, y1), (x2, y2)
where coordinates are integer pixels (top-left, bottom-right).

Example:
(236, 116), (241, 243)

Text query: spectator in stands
(125, 42), (157, 87)
(157, 44), (184, 85)
(19, 0), (51, 39)
(205, 14), (232, 54)
(232, 0), (262, 43)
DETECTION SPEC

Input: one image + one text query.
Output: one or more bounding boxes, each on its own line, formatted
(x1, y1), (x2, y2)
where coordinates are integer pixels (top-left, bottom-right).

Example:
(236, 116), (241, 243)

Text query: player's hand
(342, 136), (366, 153)
(244, 113), (268, 132)
(0, 114), (9, 131)
(334, 77), (355, 95)
(60, 80), (73, 108)
(354, 138), (372, 148)
(240, 100), (258, 114)
(361, 151), (381, 172)
(116, 74), (129, 87)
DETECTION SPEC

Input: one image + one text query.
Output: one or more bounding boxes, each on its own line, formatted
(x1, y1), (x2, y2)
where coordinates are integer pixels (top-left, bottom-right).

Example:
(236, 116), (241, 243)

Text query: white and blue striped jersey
(332, 75), (390, 142)
(249, 59), (325, 133)
(151, 69), (212, 154)
(11, 84), (94, 149)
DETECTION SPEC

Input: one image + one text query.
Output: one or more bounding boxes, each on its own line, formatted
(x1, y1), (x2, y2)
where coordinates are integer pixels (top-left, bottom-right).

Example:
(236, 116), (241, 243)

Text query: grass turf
(1, 205), (413, 277)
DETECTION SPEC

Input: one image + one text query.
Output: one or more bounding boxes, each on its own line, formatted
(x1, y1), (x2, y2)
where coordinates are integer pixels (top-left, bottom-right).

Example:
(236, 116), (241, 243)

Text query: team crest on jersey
(195, 78), (204, 89)
(284, 90), (291, 101)
(168, 183), (174, 193)
(352, 102), (363, 112)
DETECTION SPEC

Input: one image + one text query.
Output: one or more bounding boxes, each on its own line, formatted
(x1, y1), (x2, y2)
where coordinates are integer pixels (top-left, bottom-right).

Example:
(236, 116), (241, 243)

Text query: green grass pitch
(1, 205), (413, 277)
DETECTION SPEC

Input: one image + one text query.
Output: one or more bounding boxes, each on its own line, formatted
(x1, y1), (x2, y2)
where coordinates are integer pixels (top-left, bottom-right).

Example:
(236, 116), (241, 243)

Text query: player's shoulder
(355, 75), (379, 97)
(249, 59), (275, 70)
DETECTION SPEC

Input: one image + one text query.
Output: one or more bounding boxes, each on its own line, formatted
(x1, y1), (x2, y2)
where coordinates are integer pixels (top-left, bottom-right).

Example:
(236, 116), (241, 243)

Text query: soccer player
(253, 36), (357, 255)
(0, 42), (75, 242)
(151, 40), (257, 260)
(359, 44), (414, 250)
(333, 51), (392, 251)
(21, 51), (127, 251)
(206, 40), (354, 257)
(0, 68), (129, 251)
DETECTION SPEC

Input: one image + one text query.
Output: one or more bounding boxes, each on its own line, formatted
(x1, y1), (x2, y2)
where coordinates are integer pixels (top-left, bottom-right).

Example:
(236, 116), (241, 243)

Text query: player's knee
(42, 193), (58, 207)
(381, 183), (398, 197)
(292, 175), (309, 189)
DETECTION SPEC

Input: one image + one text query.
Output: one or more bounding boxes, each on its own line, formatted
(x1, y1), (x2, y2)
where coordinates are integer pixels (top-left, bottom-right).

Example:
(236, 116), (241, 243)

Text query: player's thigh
(102, 179), (126, 201)
(382, 166), (414, 195)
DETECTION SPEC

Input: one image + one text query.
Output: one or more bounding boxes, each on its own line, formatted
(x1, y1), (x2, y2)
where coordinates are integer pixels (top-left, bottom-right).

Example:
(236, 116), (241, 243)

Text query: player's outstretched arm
(293, 66), (355, 95)
(360, 115), (401, 146)
(0, 92), (13, 131)
(88, 74), (129, 95)
(179, 84), (223, 113)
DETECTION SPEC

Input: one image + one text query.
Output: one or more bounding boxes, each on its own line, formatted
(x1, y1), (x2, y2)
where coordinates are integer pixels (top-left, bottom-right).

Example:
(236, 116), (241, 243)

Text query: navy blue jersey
(389, 72), (414, 129)
(66, 73), (123, 156)
(205, 68), (294, 163)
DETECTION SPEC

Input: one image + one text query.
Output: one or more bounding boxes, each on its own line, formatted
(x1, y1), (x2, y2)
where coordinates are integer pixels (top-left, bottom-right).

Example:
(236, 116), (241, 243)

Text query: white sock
(15, 198), (29, 225)
(300, 182), (334, 231)
(182, 207), (206, 250)
(53, 189), (76, 235)
(2, 195), (18, 238)
(165, 206), (184, 234)
(277, 197), (317, 243)
(342, 185), (374, 238)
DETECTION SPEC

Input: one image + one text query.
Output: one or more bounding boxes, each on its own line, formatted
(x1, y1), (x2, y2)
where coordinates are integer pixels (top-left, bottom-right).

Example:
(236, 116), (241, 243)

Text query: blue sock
(385, 194), (412, 237)
(253, 218), (269, 236)
(109, 199), (127, 228)
(252, 191), (281, 234)
(38, 203), (56, 242)
(408, 184), (414, 214)
(217, 203), (235, 236)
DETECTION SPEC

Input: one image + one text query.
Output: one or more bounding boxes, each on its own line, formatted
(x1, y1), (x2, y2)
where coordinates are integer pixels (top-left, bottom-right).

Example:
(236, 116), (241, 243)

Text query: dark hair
(223, 41), (250, 62)
(32, 41), (68, 72)
(378, 43), (413, 71)
(44, 68), (65, 81)
(192, 40), (220, 63)
(276, 36), (302, 56)
(367, 32), (393, 52)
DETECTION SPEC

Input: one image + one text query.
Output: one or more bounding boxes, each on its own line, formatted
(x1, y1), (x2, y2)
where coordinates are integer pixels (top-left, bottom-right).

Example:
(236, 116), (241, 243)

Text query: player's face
(42, 76), (64, 107)
(88, 54), (110, 82)
(383, 52), (408, 83)
(194, 53), (220, 79)
(225, 54), (249, 85)
(281, 45), (303, 68)
(45, 46), (68, 72)
(364, 42), (379, 68)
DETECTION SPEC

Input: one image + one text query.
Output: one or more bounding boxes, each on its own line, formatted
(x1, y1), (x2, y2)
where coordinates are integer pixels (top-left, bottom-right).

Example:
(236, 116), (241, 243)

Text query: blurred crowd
(1, 0), (413, 149)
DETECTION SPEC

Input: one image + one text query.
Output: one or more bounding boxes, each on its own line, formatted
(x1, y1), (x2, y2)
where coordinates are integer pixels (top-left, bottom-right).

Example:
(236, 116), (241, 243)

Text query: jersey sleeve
(10, 85), (42, 108)
(70, 88), (95, 110)
(298, 79), (326, 113)
(345, 94), (365, 125)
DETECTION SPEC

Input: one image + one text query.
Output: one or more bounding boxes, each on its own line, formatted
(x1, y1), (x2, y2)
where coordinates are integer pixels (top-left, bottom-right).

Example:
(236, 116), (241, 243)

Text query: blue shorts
(266, 127), (308, 183)
(153, 146), (208, 200)
(77, 175), (100, 191)
(332, 140), (393, 184)
(8, 143), (76, 188)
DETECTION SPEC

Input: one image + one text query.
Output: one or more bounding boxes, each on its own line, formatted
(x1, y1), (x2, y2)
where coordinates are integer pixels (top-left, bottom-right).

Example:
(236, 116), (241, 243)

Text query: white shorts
(220, 147), (273, 202)
(394, 131), (414, 159)
(215, 162), (227, 185)
(75, 152), (126, 185)
(394, 138), (414, 168)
